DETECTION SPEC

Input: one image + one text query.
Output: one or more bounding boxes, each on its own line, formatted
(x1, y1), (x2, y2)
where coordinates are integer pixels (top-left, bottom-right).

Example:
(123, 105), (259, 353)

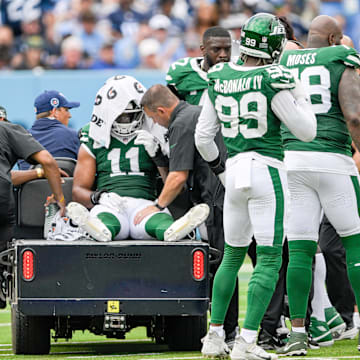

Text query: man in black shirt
(134, 84), (238, 345)
(0, 121), (65, 308)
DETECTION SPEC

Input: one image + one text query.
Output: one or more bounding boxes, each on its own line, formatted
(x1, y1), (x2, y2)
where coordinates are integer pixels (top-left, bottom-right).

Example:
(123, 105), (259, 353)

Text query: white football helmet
(111, 100), (145, 139)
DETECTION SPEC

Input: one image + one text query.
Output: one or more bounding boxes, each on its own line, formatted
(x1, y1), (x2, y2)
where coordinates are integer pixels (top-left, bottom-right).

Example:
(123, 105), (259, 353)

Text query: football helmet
(239, 13), (286, 63)
(111, 100), (145, 138)
(90, 75), (146, 143)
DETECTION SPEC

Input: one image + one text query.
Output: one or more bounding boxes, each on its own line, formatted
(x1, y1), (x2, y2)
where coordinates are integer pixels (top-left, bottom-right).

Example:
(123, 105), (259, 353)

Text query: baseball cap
(149, 14), (171, 30)
(0, 106), (7, 120)
(34, 90), (80, 114)
(138, 38), (161, 57)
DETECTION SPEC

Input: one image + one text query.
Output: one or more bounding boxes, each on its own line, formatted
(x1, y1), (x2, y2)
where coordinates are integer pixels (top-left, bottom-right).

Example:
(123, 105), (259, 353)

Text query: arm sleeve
(7, 124), (44, 162)
(271, 89), (317, 142)
(194, 92), (221, 162)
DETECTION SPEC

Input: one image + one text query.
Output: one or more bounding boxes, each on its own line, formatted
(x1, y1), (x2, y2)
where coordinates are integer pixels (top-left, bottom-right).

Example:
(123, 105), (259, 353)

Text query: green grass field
(0, 259), (359, 360)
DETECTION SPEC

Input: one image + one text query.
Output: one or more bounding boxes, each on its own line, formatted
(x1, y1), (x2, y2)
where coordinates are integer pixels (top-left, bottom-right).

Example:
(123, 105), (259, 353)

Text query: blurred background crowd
(0, 0), (359, 72)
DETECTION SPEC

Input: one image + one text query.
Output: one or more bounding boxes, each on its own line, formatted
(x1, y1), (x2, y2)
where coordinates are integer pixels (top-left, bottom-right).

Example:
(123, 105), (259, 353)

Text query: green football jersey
(280, 45), (360, 156)
(166, 57), (209, 105)
(81, 126), (157, 200)
(207, 62), (296, 160)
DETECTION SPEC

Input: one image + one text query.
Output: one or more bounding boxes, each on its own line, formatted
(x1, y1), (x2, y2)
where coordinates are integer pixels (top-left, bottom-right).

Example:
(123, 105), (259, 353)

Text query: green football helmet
(239, 13), (286, 63)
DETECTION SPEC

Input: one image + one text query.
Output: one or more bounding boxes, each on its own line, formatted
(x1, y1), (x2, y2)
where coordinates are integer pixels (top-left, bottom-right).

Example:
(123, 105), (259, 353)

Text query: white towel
(235, 157), (252, 189)
(89, 75), (147, 149)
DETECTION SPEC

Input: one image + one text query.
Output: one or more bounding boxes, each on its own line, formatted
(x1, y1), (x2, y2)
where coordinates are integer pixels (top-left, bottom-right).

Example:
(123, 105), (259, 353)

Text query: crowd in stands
(0, 0), (359, 72)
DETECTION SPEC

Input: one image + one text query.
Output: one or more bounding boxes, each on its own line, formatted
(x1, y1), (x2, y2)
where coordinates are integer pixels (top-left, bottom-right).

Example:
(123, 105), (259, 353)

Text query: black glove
(90, 189), (108, 205)
(207, 155), (225, 176)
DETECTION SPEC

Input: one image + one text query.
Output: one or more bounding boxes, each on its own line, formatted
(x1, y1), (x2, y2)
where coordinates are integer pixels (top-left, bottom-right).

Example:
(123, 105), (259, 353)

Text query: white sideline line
(0, 323), (10, 327)
(0, 339), (151, 348)
(68, 352), (162, 359)
(140, 357), (202, 360)
(54, 339), (152, 345)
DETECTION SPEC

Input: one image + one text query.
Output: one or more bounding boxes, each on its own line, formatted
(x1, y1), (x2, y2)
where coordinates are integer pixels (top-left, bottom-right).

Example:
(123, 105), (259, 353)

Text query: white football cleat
(164, 203), (210, 242)
(231, 335), (278, 360)
(201, 330), (230, 358)
(66, 202), (112, 242)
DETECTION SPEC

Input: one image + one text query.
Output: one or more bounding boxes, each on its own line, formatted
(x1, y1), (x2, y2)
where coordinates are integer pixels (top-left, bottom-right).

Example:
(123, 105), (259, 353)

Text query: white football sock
(240, 328), (257, 343)
(311, 253), (327, 321)
(292, 326), (306, 333)
(210, 324), (224, 337)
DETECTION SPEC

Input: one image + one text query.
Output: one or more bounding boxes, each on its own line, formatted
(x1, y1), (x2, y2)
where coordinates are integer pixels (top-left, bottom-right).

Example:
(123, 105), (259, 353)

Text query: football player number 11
(216, 65), (330, 139)
(108, 147), (144, 177)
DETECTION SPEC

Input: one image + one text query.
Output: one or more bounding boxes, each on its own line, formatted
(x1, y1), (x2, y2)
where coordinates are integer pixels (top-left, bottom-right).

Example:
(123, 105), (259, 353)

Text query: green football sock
(97, 212), (121, 239)
(287, 240), (317, 320)
(145, 213), (174, 241)
(210, 244), (247, 325)
(243, 245), (282, 330)
(341, 233), (360, 308)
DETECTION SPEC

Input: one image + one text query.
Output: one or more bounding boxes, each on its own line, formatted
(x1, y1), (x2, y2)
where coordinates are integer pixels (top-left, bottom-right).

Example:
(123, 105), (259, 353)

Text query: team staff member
(19, 90), (80, 169)
(134, 84), (226, 245)
(0, 105), (68, 185)
(133, 86), (229, 349)
(0, 120), (65, 308)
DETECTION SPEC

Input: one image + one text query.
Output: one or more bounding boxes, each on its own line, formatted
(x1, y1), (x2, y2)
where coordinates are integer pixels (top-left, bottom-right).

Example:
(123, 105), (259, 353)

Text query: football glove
(207, 155), (226, 187)
(90, 189), (108, 205)
(290, 78), (308, 102)
(134, 129), (159, 157)
(134, 129), (169, 167)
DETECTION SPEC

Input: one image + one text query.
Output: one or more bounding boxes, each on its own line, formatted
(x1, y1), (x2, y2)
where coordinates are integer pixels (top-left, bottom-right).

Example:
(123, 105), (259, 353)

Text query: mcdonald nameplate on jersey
(214, 76), (263, 94)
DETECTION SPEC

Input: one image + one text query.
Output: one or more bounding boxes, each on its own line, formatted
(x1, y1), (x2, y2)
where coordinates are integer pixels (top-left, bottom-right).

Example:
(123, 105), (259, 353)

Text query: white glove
(134, 130), (159, 158)
(218, 172), (226, 187)
(290, 78), (308, 102)
(99, 192), (127, 213)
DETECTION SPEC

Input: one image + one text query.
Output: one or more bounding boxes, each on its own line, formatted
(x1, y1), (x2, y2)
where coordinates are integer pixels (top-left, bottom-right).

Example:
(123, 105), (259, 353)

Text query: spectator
(0, 25), (15, 70)
(13, 35), (49, 70)
(14, 13), (43, 54)
(113, 31), (141, 68)
(138, 38), (161, 69)
(75, 10), (105, 60)
(91, 41), (117, 69)
(184, 31), (202, 58)
(19, 90), (80, 170)
(155, 0), (187, 37)
(108, 0), (147, 39)
(190, 2), (219, 39)
(148, 14), (186, 71)
(52, 35), (89, 69)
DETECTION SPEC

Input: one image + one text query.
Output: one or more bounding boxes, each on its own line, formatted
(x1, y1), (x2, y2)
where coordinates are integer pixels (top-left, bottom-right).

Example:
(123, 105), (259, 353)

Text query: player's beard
(204, 53), (215, 69)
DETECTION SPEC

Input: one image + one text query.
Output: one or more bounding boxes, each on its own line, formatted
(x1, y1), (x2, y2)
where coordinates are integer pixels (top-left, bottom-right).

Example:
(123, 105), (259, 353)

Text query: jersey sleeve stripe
(81, 143), (96, 158)
(346, 55), (360, 67)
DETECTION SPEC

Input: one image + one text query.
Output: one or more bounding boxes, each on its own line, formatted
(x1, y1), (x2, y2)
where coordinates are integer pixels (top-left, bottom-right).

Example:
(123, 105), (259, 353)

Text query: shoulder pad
(166, 57), (192, 85)
(79, 123), (90, 143)
(338, 45), (360, 69)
